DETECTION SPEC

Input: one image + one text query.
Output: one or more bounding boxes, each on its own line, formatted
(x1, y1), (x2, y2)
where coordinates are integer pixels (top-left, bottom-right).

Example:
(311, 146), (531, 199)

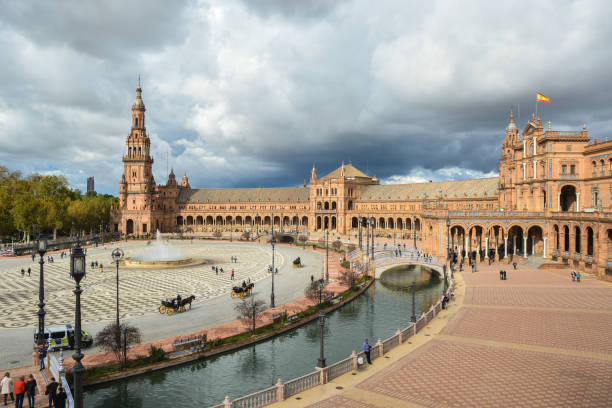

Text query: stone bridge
(374, 258), (444, 279)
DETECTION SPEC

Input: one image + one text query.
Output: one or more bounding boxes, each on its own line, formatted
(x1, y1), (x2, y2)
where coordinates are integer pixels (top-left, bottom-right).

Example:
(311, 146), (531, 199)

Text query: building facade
(112, 88), (612, 280)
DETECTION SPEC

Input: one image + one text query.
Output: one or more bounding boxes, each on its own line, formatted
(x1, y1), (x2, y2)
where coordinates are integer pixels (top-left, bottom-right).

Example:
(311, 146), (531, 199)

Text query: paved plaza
(0, 239), (323, 368)
(273, 262), (612, 408)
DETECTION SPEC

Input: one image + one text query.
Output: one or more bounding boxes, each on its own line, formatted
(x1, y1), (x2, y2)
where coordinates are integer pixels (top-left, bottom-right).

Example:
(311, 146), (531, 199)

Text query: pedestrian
(215, 266), (218, 275)
(503, 270), (507, 280)
(13, 376), (25, 408)
(27, 268), (31, 277)
(571, 271), (576, 282)
(576, 272), (581, 282)
(21, 269), (25, 277)
(471, 263), (475, 273)
(45, 377), (58, 408)
(54, 386), (67, 408)
(231, 269), (235, 280)
(25, 374), (36, 408)
(512, 262), (517, 270)
(39, 345), (47, 370)
(1, 372), (14, 406)
(311, 275), (314, 283)
(362, 339), (372, 364)
(441, 294), (447, 309)
(499, 270), (503, 280)
(99, 265), (103, 273)
(31, 253), (35, 262)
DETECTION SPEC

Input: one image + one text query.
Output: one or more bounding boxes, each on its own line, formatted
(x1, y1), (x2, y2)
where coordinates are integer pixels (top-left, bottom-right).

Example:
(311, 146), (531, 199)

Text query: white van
(34, 324), (93, 351)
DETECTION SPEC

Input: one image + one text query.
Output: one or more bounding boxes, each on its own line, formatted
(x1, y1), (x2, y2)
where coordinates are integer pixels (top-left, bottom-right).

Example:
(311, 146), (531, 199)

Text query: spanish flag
(536, 92), (550, 103)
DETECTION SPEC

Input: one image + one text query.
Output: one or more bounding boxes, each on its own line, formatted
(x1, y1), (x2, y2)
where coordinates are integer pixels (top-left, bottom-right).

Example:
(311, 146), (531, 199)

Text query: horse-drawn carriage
(231, 282), (254, 299)
(292, 257), (301, 268)
(159, 295), (196, 315)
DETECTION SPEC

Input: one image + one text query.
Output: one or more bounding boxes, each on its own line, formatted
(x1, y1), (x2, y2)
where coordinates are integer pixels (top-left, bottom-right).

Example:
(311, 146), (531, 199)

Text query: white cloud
(382, 167), (499, 185)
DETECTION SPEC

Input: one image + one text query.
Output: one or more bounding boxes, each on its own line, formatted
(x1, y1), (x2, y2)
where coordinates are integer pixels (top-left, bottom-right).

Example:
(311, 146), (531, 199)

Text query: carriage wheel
(240, 292), (244, 299)
(167, 308), (174, 316)
(180, 306), (186, 313)
(159, 305), (166, 314)
(231, 292), (235, 298)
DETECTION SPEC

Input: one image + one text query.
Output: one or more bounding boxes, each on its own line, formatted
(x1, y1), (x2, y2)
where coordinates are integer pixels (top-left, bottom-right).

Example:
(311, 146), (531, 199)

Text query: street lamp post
(36, 234), (47, 346)
(70, 238), (87, 408)
(122, 326), (128, 367)
(325, 229), (329, 283)
(365, 217), (370, 258)
(413, 216), (417, 249)
(317, 313), (326, 368)
(270, 224), (276, 308)
(111, 249), (124, 328)
(358, 216), (363, 250)
(446, 217), (451, 262)
(370, 219), (375, 261)
(410, 281), (416, 323)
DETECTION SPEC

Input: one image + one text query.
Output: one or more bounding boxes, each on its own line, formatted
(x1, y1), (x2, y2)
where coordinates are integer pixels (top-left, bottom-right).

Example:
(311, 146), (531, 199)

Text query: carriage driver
(174, 294), (182, 310)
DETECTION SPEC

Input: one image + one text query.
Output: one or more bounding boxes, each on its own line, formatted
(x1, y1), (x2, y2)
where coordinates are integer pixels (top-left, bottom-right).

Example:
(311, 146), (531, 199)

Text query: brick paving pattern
(442, 307), (612, 354)
(304, 395), (379, 408)
(358, 339), (612, 408)
(464, 286), (612, 310)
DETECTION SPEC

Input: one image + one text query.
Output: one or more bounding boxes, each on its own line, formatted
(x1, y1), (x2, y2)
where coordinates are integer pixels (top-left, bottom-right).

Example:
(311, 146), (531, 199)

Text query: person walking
(231, 269), (235, 280)
(571, 271), (576, 282)
(54, 386), (67, 408)
(1, 372), (14, 406)
(576, 271), (581, 282)
(27, 268), (31, 277)
(24, 375), (36, 408)
(39, 345), (47, 371)
(21, 269), (25, 277)
(362, 339), (372, 364)
(45, 377), (58, 408)
(13, 376), (25, 408)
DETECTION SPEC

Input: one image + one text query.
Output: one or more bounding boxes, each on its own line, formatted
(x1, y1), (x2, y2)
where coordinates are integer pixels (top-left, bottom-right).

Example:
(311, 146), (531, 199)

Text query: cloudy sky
(1, 0), (611, 194)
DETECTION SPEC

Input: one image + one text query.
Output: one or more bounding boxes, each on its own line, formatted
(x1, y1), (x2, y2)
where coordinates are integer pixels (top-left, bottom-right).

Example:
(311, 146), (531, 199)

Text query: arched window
(529, 143), (534, 155)
(135, 117), (139, 127)
(592, 161), (597, 176)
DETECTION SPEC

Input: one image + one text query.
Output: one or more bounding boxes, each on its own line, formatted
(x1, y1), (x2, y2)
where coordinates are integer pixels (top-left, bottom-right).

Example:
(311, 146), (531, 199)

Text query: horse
(180, 295), (196, 310)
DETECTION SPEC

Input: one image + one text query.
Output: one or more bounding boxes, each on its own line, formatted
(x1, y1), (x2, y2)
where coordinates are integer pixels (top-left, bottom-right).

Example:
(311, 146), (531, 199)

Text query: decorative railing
(210, 280), (454, 408)
(382, 335), (399, 354)
(327, 357), (353, 381)
(573, 252), (581, 260)
(552, 249), (559, 256)
(283, 371), (320, 398)
(562, 251), (569, 258)
(607, 260), (612, 268)
(347, 249), (361, 261)
(585, 255), (593, 264)
(61, 377), (75, 408)
(231, 386), (277, 408)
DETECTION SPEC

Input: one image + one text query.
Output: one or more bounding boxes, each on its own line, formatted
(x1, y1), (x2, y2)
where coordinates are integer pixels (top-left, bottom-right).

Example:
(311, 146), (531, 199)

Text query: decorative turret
(340, 162), (345, 177)
(181, 172), (190, 188)
(167, 168), (177, 186)
(506, 110), (517, 131)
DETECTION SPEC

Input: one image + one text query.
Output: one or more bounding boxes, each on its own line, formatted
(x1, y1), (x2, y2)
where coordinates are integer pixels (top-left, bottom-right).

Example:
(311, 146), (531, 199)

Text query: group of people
(1, 373), (67, 408)
(229, 256), (238, 263)
(499, 270), (509, 280)
(267, 266), (279, 274)
(19, 268), (31, 277)
(571, 271), (582, 282)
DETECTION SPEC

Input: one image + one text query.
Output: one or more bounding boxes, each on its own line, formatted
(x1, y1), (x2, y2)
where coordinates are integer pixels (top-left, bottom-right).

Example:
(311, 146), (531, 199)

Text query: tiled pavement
(292, 262), (612, 408)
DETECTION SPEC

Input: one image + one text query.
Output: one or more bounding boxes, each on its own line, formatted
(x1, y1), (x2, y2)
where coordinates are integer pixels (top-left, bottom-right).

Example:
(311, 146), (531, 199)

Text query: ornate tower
(118, 86), (155, 235)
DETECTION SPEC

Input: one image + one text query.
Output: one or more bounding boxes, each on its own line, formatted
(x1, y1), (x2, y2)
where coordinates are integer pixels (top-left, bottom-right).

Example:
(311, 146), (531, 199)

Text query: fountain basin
(121, 257), (207, 269)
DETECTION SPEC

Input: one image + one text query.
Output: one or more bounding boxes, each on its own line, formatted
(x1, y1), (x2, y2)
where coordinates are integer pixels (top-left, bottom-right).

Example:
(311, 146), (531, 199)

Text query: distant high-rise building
(87, 177), (95, 193)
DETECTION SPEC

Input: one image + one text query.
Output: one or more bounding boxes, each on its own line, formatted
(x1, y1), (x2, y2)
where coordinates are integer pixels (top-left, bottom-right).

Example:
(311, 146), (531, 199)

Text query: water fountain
(122, 230), (205, 268)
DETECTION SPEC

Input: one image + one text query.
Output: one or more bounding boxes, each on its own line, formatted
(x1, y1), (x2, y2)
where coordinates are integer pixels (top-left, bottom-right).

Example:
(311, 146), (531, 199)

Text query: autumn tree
(95, 322), (142, 366)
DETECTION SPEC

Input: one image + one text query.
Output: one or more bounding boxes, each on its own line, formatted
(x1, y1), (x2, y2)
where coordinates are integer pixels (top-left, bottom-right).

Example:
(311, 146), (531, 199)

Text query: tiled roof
(177, 187), (310, 203)
(323, 163), (369, 179)
(358, 178), (499, 200)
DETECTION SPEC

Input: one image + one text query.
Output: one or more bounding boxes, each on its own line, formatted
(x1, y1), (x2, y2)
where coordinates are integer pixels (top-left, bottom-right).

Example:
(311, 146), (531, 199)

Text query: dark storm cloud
(1, 0), (611, 194)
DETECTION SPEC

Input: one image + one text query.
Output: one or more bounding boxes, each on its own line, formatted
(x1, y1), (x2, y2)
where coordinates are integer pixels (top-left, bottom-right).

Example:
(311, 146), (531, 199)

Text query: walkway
(273, 262), (612, 407)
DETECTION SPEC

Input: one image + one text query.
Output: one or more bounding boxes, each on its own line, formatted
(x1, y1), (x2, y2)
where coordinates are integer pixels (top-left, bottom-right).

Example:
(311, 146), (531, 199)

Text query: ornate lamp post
(317, 313), (326, 368)
(325, 229), (329, 283)
(111, 248), (124, 328)
(410, 281), (417, 323)
(270, 224), (276, 308)
(446, 217), (451, 262)
(36, 234), (48, 346)
(358, 216), (363, 250)
(70, 239), (87, 408)
(365, 217), (370, 258)
(413, 216), (417, 249)
(370, 218), (375, 261)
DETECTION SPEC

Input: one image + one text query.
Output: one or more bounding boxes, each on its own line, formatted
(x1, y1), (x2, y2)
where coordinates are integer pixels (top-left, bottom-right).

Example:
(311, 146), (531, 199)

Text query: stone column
(542, 237), (547, 258)
(523, 140), (526, 158)
(464, 235), (468, 255)
(523, 236), (528, 258)
(558, 193), (561, 211)
(576, 193), (580, 212)
(485, 237), (489, 258)
(495, 231), (499, 259)
(504, 237), (508, 258)
(276, 379), (284, 401)
(523, 163), (526, 180)
(513, 234), (517, 255)
(531, 235), (535, 255)
(533, 160), (537, 178)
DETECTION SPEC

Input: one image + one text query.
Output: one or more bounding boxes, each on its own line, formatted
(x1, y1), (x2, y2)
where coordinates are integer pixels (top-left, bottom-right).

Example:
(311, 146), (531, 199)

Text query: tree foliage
(304, 280), (332, 305)
(234, 296), (268, 334)
(338, 267), (358, 289)
(95, 322), (142, 364)
(0, 165), (118, 241)
(332, 239), (342, 251)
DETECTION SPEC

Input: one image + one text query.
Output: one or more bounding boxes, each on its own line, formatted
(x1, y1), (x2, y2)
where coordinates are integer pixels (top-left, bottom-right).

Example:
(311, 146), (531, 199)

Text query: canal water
(84, 265), (443, 407)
